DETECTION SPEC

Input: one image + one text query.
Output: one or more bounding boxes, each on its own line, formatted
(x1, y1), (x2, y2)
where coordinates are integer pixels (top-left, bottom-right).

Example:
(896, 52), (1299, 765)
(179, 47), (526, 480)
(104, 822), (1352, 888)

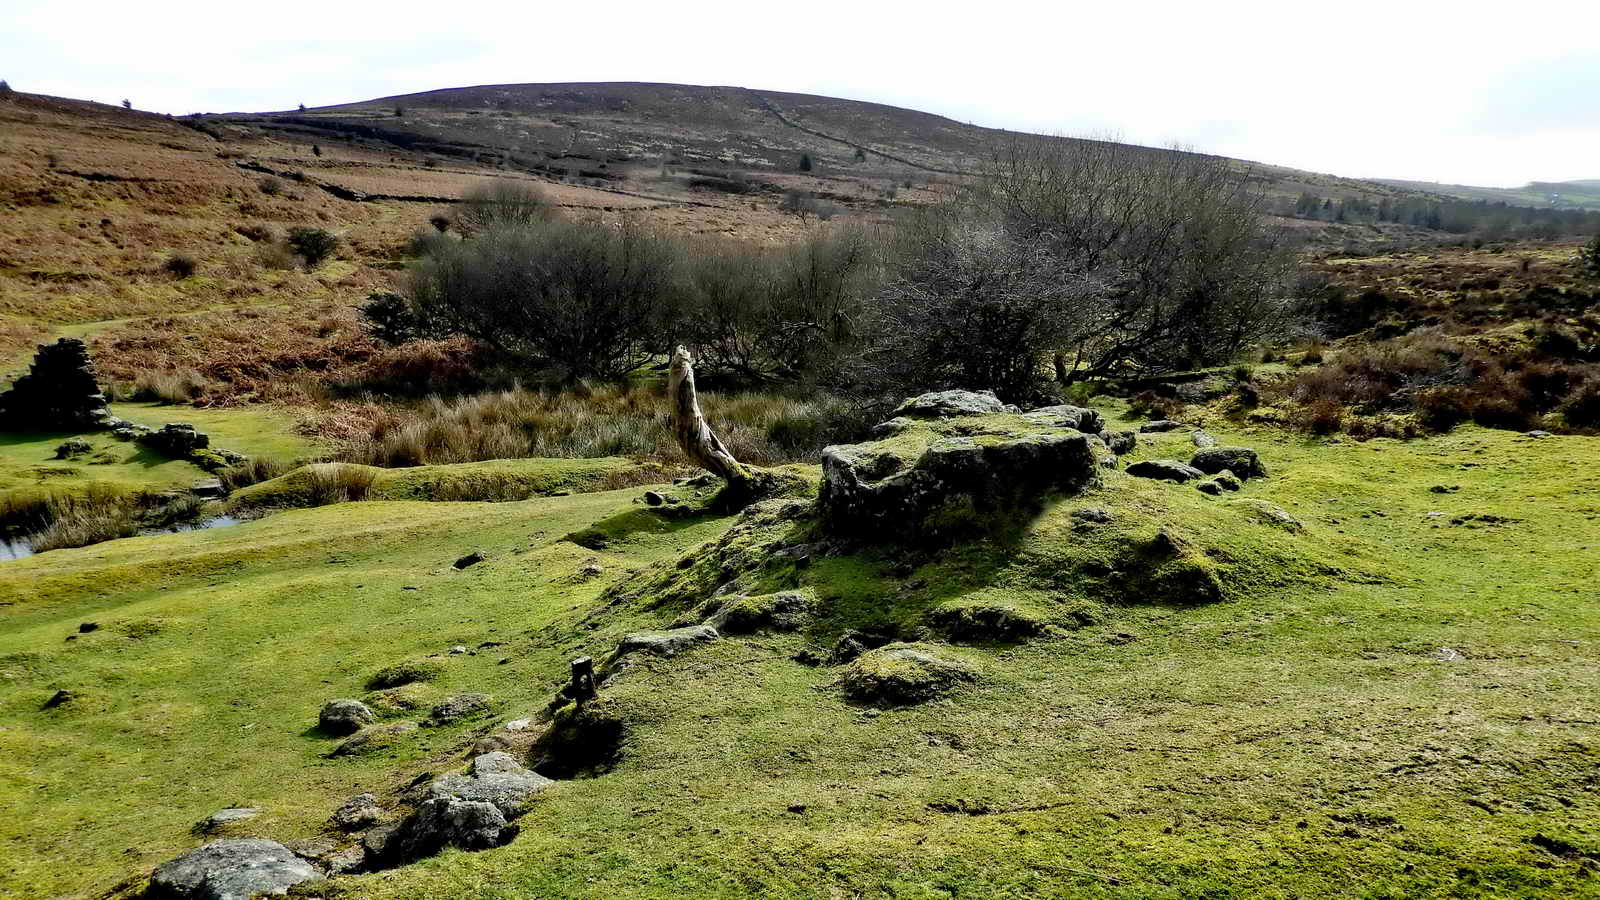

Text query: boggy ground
(2, 404), (1597, 899)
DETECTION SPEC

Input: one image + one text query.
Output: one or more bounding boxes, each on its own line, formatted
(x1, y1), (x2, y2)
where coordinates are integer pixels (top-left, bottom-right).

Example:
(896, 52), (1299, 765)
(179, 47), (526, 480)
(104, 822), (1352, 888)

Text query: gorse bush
(163, 254), (197, 278)
(452, 181), (554, 235)
(286, 227), (339, 268)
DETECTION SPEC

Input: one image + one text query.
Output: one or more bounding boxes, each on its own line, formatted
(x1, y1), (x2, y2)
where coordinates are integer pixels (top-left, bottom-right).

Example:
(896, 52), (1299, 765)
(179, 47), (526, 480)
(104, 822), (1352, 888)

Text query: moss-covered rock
(704, 590), (818, 634)
(819, 412), (1102, 542)
(365, 660), (445, 690)
(837, 643), (980, 706)
(927, 593), (1048, 641)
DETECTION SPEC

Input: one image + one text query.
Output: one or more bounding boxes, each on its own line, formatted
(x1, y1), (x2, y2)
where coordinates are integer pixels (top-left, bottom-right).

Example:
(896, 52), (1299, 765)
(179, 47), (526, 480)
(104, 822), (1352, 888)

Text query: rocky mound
(820, 391), (1107, 541)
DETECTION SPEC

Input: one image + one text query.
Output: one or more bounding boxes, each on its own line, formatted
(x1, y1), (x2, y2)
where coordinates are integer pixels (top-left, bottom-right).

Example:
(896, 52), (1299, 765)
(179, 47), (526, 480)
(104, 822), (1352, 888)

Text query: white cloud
(5, 0), (1597, 186)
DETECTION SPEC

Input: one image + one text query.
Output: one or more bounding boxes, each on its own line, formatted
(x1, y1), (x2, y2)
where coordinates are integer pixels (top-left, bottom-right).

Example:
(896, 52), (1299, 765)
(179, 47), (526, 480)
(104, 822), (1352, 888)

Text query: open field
(3, 403), (1598, 898)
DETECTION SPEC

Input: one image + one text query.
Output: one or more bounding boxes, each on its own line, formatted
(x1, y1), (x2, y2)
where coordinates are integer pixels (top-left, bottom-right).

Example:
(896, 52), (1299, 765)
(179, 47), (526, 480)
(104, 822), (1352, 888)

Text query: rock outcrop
(893, 389), (1009, 418)
(610, 625), (719, 662)
(820, 429), (1100, 540)
(0, 338), (114, 431)
(837, 643), (979, 706)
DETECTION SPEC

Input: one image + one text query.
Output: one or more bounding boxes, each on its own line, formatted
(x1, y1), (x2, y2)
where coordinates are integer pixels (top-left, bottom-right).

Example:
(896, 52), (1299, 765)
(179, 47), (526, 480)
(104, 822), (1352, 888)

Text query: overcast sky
(7, 0), (1598, 187)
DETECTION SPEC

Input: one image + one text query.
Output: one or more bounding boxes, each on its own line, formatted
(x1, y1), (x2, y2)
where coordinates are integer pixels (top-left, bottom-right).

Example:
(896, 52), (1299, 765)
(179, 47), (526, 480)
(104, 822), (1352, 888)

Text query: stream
(0, 515), (244, 562)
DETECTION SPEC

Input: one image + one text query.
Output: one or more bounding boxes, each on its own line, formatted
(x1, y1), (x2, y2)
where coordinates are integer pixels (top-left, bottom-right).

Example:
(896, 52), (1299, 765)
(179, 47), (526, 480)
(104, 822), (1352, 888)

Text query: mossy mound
(701, 590), (818, 634)
(231, 456), (660, 511)
(836, 642), (980, 706)
(926, 590), (1050, 641)
(365, 660), (445, 690)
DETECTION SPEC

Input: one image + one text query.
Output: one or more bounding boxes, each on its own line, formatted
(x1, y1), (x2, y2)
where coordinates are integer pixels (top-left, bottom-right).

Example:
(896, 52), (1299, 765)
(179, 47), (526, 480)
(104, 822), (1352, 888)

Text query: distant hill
(213, 81), (1448, 212)
(1375, 177), (1600, 211)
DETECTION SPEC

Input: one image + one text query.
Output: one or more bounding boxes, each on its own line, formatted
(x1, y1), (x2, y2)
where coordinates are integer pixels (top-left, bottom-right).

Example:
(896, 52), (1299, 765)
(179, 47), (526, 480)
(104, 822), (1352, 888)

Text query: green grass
(2, 411), (1599, 898)
(0, 404), (320, 504)
(230, 457), (670, 510)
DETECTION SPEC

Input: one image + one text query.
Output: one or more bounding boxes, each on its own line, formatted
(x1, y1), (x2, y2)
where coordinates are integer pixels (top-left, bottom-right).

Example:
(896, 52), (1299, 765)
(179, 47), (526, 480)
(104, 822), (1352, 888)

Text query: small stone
(1196, 480), (1223, 495)
(41, 689), (73, 709)
(1126, 459), (1205, 483)
(610, 625), (719, 661)
(503, 718), (533, 732)
(1214, 472), (1242, 492)
(429, 693), (492, 725)
(1526, 430), (1552, 438)
(453, 550), (487, 569)
(332, 722), (418, 757)
(1190, 446), (1267, 479)
(1071, 506), (1113, 524)
(318, 699), (376, 736)
(190, 478), (224, 498)
(54, 438), (93, 459)
(198, 807), (261, 833)
(324, 844), (367, 875)
(580, 563), (603, 577)
(78, 622), (99, 633)
(330, 793), (387, 831)
(643, 490), (665, 506)
(449, 645), (468, 655)
(1190, 430), (1218, 448)
(1434, 647), (1466, 662)
(1139, 419), (1183, 433)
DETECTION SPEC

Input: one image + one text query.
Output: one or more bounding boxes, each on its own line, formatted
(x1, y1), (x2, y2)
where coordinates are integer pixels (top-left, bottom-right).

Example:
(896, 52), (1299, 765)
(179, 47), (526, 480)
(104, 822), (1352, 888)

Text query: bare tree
(859, 136), (1290, 400)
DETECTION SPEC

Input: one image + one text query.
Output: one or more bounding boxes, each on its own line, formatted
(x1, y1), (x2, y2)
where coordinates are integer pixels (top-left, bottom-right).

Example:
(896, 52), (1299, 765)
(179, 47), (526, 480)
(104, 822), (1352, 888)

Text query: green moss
(836, 642), (981, 706)
(365, 660), (445, 690)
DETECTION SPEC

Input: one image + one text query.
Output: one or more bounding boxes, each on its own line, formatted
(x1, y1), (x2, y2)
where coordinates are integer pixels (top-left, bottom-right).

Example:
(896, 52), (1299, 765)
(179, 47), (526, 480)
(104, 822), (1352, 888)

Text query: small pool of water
(0, 515), (244, 562)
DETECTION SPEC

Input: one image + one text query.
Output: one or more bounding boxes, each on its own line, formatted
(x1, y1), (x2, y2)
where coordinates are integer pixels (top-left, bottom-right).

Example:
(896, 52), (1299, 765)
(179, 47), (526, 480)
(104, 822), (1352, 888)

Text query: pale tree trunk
(668, 345), (751, 489)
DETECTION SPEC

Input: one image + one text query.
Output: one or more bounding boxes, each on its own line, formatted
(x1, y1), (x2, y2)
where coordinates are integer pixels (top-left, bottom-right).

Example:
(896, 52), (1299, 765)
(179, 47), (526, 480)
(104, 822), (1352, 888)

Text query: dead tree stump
(668, 345), (752, 493)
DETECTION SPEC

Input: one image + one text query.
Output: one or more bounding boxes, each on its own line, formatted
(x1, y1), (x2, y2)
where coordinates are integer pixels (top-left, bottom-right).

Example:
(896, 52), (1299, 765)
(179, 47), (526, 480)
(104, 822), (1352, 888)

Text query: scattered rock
(331, 722), (418, 757)
(0, 338), (114, 432)
(452, 550), (487, 569)
(78, 622), (99, 633)
(1190, 446), (1267, 479)
(1230, 499), (1304, 532)
(503, 718), (533, 732)
(429, 693), (491, 725)
(1190, 430), (1218, 448)
(1434, 647), (1466, 662)
(870, 417), (915, 437)
(829, 632), (871, 664)
(1098, 430), (1137, 455)
(147, 838), (321, 900)
(1429, 485), (1460, 494)
(360, 823), (401, 860)
(1126, 459), (1205, 483)
(1196, 480), (1223, 496)
(610, 625), (719, 662)
(424, 752), (555, 816)
(580, 563), (604, 577)
(838, 643), (979, 706)
(448, 644), (468, 655)
(1071, 506), (1113, 524)
(323, 845), (367, 875)
(1214, 472), (1242, 492)
(41, 689), (72, 709)
(318, 699), (375, 736)
(394, 798), (514, 859)
(330, 793), (387, 831)
(893, 389), (1007, 418)
(1023, 404), (1105, 433)
(197, 808), (260, 834)
(704, 591), (816, 634)
(642, 490), (665, 506)
(189, 478), (224, 498)
(1139, 420), (1183, 433)
(1525, 430), (1552, 438)
(53, 437), (93, 459)
(139, 423), (210, 457)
